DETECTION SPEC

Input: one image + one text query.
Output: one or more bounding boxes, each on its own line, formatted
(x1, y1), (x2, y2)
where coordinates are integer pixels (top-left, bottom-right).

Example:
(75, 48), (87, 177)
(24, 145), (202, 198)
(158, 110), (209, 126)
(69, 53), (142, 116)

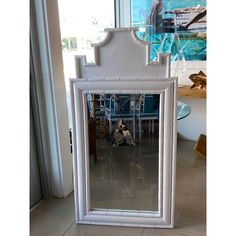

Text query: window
(58, 0), (115, 90)
(57, 0), (115, 128)
(62, 37), (77, 51)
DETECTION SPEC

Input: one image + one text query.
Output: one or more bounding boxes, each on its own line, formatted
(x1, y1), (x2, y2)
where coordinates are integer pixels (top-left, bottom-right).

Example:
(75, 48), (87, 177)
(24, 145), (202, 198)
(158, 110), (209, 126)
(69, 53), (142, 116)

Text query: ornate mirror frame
(70, 77), (177, 228)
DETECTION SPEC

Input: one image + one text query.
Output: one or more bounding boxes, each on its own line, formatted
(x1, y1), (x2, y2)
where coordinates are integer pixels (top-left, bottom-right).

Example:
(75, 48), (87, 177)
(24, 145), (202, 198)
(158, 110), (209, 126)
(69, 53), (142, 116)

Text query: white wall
(171, 61), (206, 141)
(172, 61), (206, 86)
(177, 98), (206, 141)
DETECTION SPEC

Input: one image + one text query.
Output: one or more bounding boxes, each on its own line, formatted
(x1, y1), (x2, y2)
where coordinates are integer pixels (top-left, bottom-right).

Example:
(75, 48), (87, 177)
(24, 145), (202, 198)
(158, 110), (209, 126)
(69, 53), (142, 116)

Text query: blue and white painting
(131, 0), (206, 61)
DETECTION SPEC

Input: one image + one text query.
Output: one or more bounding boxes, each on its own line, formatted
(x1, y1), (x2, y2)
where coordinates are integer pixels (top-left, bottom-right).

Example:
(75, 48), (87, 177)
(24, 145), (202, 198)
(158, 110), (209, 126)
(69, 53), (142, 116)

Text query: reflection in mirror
(86, 93), (160, 212)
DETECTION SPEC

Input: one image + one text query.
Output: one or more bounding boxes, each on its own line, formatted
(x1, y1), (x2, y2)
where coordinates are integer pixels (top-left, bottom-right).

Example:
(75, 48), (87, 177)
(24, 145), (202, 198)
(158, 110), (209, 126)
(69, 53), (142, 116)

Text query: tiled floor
(30, 139), (206, 236)
(90, 135), (159, 211)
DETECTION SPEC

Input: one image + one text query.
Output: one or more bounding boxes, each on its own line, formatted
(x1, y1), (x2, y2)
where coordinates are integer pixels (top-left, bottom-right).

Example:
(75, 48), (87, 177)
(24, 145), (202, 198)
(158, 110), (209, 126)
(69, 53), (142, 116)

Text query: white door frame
(31, 0), (73, 198)
(115, 0), (131, 27)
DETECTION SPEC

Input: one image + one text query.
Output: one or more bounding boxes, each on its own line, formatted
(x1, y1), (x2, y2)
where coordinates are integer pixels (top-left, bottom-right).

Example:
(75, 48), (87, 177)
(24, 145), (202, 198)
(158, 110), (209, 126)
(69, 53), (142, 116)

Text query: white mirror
(70, 77), (177, 228)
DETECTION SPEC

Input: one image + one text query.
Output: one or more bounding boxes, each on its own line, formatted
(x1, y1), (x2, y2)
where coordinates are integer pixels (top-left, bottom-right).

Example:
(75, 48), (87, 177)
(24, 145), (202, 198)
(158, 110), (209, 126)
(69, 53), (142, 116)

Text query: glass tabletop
(177, 101), (191, 120)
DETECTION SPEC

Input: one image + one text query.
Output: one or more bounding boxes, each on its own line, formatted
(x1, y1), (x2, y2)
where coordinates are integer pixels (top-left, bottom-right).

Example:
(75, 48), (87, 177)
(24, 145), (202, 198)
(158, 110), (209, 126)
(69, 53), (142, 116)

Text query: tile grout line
(140, 227), (145, 236)
(61, 220), (76, 236)
(176, 162), (206, 169)
(175, 189), (206, 198)
(53, 198), (75, 207)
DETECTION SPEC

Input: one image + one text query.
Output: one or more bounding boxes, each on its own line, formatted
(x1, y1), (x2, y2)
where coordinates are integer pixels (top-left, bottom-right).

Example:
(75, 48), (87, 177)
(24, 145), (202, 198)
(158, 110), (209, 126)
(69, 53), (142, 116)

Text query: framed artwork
(131, 0), (206, 61)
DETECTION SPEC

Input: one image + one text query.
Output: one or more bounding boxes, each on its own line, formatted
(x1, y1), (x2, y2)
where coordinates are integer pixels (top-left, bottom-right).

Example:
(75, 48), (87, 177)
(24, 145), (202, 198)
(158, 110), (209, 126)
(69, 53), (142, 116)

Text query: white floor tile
(30, 199), (75, 236)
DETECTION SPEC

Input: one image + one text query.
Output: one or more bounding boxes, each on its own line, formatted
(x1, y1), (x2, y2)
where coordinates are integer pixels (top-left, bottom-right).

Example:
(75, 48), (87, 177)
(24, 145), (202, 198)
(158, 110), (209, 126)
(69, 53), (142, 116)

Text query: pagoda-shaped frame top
(75, 27), (171, 79)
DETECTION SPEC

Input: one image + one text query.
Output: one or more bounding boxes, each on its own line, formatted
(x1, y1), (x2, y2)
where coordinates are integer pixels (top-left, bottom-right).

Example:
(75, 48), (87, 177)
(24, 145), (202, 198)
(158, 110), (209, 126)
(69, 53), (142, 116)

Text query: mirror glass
(86, 93), (160, 212)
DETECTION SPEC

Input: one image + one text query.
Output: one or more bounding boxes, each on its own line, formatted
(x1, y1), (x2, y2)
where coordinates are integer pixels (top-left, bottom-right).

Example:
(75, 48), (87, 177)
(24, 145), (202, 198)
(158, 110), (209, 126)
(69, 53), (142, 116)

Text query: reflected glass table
(177, 101), (191, 120)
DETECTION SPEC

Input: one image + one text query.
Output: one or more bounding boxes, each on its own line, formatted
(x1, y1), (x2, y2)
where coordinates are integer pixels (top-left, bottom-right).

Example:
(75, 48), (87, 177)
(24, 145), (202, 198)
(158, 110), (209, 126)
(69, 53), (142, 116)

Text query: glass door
(57, 0), (115, 128)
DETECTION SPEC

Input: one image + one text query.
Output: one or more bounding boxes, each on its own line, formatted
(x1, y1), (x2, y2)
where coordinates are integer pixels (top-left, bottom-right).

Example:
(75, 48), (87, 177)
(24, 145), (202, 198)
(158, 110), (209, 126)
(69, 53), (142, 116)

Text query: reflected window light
(139, 26), (146, 33)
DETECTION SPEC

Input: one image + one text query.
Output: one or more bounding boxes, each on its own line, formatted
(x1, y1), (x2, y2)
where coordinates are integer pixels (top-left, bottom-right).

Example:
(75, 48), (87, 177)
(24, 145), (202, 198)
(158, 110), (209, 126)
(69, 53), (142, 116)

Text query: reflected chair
(105, 95), (135, 135)
(135, 95), (159, 139)
(87, 94), (107, 119)
(87, 94), (108, 138)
